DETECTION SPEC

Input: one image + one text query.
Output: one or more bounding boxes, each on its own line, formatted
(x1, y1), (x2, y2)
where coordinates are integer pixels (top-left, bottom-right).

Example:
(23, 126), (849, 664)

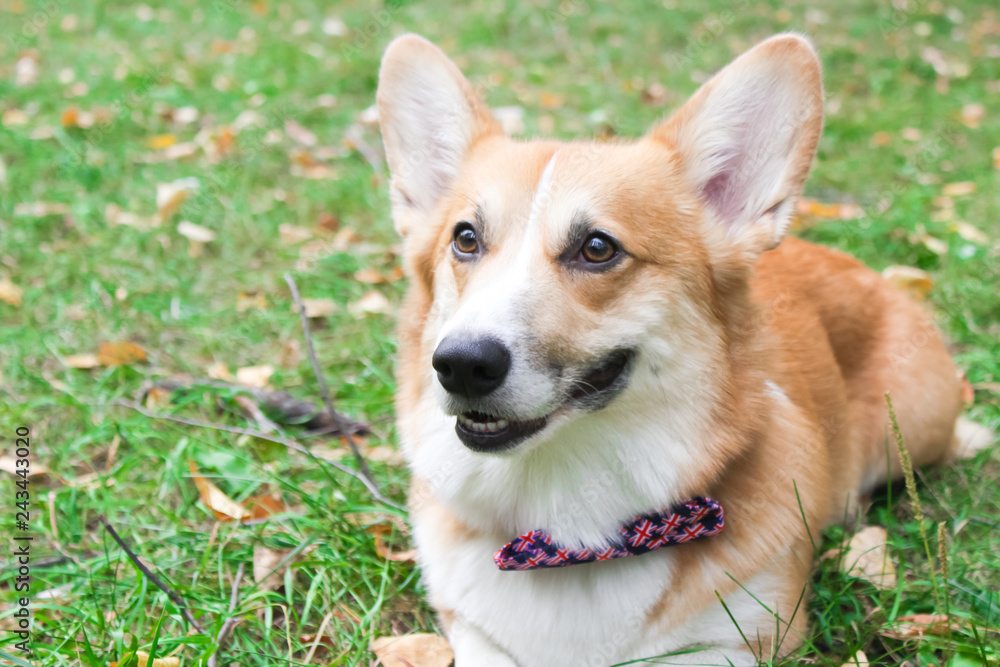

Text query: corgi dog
(376, 33), (989, 666)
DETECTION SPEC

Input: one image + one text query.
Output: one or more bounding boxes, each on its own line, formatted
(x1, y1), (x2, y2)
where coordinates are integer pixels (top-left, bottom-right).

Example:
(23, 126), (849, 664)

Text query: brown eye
(453, 222), (479, 256)
(580, 233), (617, 264)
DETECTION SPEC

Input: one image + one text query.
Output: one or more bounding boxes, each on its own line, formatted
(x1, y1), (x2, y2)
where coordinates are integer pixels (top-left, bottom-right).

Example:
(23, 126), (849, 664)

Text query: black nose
(432, 335), (511, 398)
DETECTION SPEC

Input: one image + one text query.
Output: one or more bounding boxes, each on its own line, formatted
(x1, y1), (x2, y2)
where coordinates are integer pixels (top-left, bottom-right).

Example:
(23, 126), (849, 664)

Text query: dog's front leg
(447, 615), (520, 667)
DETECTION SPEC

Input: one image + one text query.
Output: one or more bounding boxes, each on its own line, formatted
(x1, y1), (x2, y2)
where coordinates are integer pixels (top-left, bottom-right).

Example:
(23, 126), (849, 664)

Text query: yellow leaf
(539, 92), (565, 109)
(278, 223), (312, 245)
(0, 277), (24, 306)
(993, 146), (1000, 170)
(959, 102), (984, 129)
(841, 650), (869, 667)
(796, 198), (863, 220)
(207, 362), (234, 381)
(98, 341), (147, 366)
(882, 266), (933, 301)
(371, 634), (453, 667)
(951, 221), (989, 245)
(115, 651), (180, 667)
(63, 353), (101, 369)
(146, 134), (177, 149)
(189, 460), (249, 521)
(918, 233), (949, 255)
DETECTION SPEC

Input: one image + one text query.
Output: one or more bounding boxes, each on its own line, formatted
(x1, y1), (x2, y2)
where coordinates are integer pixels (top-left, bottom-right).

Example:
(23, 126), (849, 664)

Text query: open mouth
(454, 349), (633, 452)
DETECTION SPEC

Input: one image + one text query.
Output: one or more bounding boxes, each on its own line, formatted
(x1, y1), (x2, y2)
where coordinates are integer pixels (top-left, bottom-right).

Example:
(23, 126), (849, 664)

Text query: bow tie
(494, 496), (724, 571)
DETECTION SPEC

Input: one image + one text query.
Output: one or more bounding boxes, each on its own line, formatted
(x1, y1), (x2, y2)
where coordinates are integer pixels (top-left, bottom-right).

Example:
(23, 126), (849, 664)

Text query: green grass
(1, 0), (998, 665)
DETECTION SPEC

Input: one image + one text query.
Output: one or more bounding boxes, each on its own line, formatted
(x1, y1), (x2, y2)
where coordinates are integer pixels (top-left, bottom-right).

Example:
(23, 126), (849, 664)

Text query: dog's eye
(452, 222), (479, 256)
(579, 233), (618, 264)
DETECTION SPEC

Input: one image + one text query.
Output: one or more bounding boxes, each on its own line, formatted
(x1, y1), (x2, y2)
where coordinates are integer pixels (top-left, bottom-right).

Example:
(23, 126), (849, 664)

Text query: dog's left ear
(648, 34), (823, 254)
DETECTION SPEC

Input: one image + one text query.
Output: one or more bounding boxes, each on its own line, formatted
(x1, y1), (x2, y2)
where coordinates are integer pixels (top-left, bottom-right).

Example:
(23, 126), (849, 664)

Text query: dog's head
(378, 34), (822, 456)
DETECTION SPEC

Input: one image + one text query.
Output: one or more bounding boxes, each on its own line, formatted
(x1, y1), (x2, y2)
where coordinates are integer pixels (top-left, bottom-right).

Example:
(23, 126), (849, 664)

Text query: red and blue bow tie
(494, 496), (724, 571)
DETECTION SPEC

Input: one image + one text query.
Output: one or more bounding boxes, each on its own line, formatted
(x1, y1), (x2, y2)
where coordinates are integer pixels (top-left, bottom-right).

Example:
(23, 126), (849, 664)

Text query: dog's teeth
(474, 423), (484, 432)
(496, 419), (508, 429)
(486, 422), (497, 431)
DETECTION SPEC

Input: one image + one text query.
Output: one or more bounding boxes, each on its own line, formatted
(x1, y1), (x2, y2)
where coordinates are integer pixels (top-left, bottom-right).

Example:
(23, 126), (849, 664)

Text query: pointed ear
(376, 34), (502, 237)
(648, 34), (823, 252)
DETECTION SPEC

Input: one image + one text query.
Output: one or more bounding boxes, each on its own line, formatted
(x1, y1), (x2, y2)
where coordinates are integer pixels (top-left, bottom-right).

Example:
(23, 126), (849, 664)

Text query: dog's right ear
(377, 34), (502, 237)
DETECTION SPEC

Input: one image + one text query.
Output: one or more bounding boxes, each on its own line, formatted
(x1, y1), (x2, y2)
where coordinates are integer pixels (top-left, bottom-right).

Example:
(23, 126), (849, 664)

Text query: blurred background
(0, 0), (998, 665)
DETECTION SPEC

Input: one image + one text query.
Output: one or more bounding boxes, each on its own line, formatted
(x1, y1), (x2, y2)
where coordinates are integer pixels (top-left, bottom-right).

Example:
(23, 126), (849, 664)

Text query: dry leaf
(3, 109), (29, 126)
(492, 106), (525, 135)
(942, 181), (975, 197)
(0, 456), (50, 477)
(951, 221), (989, 245)
(0, 277), (24, 306)
(145, 386), (172, 409)
(207, 362), (234, 381)
(63, 353), (100, 369)
(293, 298), (336, 318)
(98, 341), (147, 366)
(959, 103), (984, 129)
(993, 147), (1000, 171)
(349, 291), (392, 317)
(106, 203), (148, 228)
(881, 614), (969, 640)
(371, 634), (454, 667)
(901, 128), (922, 141)
(253, 545), (288, 591)
(882, 266), (933, 300)
(154, 177), (199, 225)
(236, 365), (274, 388)
(918, 233), (949, 255)
(189, 460), (249, 521)
(370, 524), (417, 563)
(539, 92), (565, 109)
(285, 119), (318, 146)
(354, 268), (389, 284)
(841, 650), (869, 667)
(177, 220), (215, 243)
(842, 525), (897, 589)
(236, 290), (267, 312)
(870, 131), (891, 147)
(110, 651), (180, 667)
(279, 223), (313, 244)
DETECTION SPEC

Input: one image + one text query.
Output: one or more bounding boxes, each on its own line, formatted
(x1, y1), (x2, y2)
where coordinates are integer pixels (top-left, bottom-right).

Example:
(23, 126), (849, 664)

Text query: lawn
(0, 0), (998, 665)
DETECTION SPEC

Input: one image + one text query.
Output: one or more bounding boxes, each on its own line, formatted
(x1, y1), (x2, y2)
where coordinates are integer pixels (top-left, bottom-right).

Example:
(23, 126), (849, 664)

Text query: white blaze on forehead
(526, 151), (560, 234)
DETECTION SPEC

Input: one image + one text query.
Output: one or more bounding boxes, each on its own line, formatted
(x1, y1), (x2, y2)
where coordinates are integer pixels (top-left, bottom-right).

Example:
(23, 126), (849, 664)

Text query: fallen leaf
(177, 220), (215, 257)
(63, 353), (100, 369)
(245, 492), (287, 520)
(207, 362), (234, 381)
(146, 134), (177, 149)
(253, 545), (288, 591)
(840, 650), (869, 667)
(354, 268), (388, 284)
(98, 341), (147, 366)
(641, 82), (670, 106)
(901, 127), (922, 141)
(993, 147), (1000, 171)
(15, 54), (38, 87)
(105, 203), (148, 228)
(492, 105), (525, 135)
(842, 525), (897, 589)
(0, 456), (50, 477)
(285, 119), (317, 147)
(349, 291), (392, 317)
(189, 460), (249, 521)
(918, 233), (949, 255)
(882, 266), (933, 300)
(317, 212), (340, 233)
(951, 221), (989, 245)
(369, 524), (417, 563)
(293, 298), (336, 318)
(110, 651), (180, 667)
(870, 131), (891, 147)
(0, 277), (24, 306)
(145, 386), (172, 409)
(236, 365), (274, 388)
(942, 181), (975, 197)
(279, 338), (301, 368)
(2, 109), (29, 126)
(174, 106), (199, 124)
(959, 103), (984, 129)
(236, 290), (267, 312)
(154, 177), (200, 225)
(279, 223), (313, 244)
(881, 614), (970, 640)
(539, 92), (565, 109)
(371, 634), (453, 667)
(960, 373), (975, 405)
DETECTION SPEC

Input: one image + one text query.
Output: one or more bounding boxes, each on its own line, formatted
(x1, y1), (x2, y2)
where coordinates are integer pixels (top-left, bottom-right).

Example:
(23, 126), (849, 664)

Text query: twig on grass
(207, 562), (245, 667)
(109, 400), (403, 511)
(97, 515), (205, 634)
(284, 273), (379, 493)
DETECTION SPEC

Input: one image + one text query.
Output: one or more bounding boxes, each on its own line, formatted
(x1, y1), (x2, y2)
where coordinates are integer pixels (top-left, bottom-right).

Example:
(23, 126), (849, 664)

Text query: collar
(494, 496), (724, 571)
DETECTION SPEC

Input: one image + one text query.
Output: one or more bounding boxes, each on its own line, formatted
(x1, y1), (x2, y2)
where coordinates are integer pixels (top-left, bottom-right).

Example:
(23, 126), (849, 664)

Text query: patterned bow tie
(494, 496), (724, 571)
